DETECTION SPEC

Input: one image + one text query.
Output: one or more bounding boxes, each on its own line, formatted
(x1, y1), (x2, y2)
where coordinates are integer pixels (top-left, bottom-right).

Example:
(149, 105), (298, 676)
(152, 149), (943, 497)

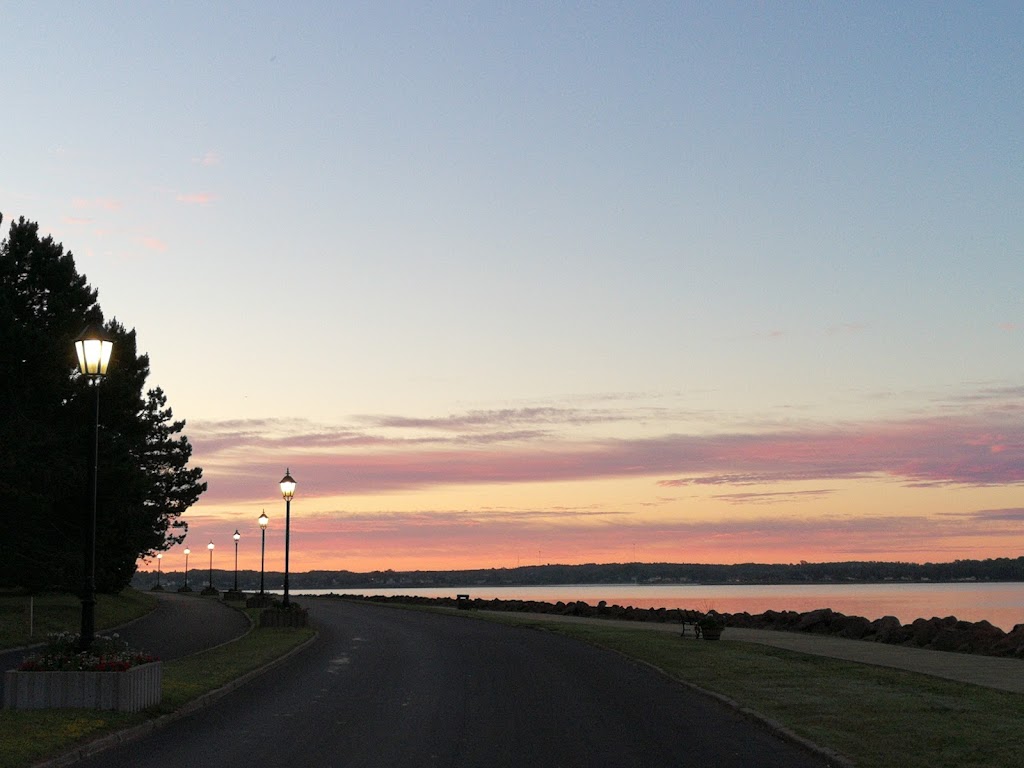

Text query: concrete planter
(3, 661), (162, 712)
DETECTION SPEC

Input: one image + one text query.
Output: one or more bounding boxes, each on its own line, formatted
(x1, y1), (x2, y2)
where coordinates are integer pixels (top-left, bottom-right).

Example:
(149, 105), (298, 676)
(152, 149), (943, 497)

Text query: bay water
(285, 582), (1024, 631)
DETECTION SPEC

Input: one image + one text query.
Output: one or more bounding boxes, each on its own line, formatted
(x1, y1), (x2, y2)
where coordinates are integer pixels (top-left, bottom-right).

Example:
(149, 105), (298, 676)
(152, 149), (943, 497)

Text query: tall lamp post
(207, 541), (215, 591)
(232, 530), (241, 592)
(258, 511), (268, 596)
(74, 323), (114, 652)
(279, 470), (296, 608)
(183, 547), (191, 591)
(154, 553), (163, 590)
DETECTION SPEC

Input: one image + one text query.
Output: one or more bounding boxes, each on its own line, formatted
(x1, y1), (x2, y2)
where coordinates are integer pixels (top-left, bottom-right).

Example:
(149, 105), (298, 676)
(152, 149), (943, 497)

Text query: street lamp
(207, 541), (215, 591)
(154, 553), (163, 591)
(232, 529), (241, 593)
(183, 547), (191, 591)
(258, 510), (268, 596)
(280, 469), (296, 608)
(74, 322), (113, 652)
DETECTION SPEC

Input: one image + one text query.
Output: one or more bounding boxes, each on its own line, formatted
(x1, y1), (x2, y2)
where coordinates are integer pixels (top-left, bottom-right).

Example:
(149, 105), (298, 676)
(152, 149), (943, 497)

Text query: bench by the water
(680, 622), (702, 639)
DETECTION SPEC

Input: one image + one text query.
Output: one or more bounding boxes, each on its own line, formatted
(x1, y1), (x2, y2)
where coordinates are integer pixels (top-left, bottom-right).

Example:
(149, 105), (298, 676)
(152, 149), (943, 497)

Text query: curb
(32, 630), (319, 768)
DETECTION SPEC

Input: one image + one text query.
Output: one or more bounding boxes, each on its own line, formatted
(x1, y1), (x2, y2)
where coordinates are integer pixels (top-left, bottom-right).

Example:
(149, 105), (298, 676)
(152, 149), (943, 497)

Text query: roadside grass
(476, 614), (1024, 768)
(158, 618), (315, 710)
(0, 589), (157, 649)
(0, 600), (314, 768)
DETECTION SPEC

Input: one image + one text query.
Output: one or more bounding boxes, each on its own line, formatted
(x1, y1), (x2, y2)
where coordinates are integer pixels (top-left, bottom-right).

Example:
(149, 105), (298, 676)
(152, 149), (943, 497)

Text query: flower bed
(14, 632), (158, 672)
(4, 662), (162, 711)
(3, 632), (162, 711)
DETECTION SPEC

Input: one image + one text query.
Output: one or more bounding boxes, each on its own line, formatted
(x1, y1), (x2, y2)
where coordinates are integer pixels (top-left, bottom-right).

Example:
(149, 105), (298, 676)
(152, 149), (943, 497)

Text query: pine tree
(0, 214), (206, 592)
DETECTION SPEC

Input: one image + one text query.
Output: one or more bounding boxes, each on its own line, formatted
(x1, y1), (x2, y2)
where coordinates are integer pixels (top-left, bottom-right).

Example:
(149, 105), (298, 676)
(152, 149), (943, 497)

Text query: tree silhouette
(0, 214), (206, 592)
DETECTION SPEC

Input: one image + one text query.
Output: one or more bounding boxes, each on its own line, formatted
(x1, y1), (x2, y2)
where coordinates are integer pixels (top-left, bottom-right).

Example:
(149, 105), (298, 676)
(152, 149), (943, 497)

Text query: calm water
(286, 582), (1024, 631)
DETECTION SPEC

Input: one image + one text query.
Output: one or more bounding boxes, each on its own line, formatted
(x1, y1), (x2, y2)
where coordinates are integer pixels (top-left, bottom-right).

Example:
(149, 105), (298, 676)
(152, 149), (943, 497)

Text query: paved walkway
(477, 610), (1024, 694)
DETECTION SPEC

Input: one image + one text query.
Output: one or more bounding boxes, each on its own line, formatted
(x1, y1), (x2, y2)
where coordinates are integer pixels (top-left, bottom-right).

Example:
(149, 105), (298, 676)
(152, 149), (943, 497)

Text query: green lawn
(0, 589), (158, 649)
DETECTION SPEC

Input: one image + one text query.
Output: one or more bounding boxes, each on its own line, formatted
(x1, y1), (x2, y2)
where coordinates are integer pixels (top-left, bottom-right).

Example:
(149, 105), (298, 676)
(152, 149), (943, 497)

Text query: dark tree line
(0, 214), (206, 593)
(133, 556), (1024, 592)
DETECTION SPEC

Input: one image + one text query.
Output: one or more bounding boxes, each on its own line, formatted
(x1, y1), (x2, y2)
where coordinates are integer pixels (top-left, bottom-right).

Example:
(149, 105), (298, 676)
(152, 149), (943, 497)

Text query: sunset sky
(3, 2), (1022, 574)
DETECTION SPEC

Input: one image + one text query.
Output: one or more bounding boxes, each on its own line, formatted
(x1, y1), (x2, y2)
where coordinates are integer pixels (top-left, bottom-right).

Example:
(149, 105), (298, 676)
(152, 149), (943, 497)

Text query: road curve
(73, 598), (835, 768)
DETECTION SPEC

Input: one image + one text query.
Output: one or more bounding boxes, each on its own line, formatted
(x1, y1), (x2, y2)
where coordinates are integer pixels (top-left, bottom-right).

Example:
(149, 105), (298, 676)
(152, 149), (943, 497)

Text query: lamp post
(258, 510), (268, 596)
(232, 530), (241, 592)
(183, 547), (191, 591)
(279, 469), (296, 608)
(207, 541), (215, 591)
(74, 323), (114, 652)
(154, 553), (163, 590)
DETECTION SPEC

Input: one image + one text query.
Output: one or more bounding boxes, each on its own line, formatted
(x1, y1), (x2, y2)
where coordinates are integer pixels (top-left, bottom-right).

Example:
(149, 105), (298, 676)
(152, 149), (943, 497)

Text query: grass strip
(470, 612), (1024, 768)
(0, 590), (158, 650)
(0, 605), (314, 768)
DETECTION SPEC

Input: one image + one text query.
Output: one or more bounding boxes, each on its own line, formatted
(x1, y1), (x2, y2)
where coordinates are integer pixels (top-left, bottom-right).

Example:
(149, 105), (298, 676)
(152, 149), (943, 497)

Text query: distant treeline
(133, 556), (1024, 592)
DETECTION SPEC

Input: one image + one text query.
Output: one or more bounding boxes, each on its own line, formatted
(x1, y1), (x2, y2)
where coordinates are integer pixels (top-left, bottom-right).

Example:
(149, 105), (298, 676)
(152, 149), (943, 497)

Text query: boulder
(796, 608), (836, 633)
(990, 624), (1024, 658)
(868, 615), (906, 643)
(835, 614), (872, 639)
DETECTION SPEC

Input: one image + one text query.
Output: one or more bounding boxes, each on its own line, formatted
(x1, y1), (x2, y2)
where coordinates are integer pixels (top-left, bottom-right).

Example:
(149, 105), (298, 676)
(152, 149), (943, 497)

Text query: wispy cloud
(826, 322), (867, 336)
(72, 197), (122, 211)
(175, 192), (218, 205)
(239, 506), (1022, 572)
(962, 507), (1024, 522)
(189, 394), (1024, 503)
(140, 236), (168, 252)
(710, 488), (836, 505)
(194, 151), (221, 167)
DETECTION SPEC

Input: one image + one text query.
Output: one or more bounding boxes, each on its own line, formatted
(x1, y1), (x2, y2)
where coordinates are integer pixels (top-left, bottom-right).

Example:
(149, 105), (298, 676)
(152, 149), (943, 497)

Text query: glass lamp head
(280, 469), (296, 500)
(74, 323), (114, 377)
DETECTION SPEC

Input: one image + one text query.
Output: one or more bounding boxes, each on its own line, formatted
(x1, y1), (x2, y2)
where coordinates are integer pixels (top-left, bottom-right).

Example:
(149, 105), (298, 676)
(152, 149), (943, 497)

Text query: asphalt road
(72, 598), (835, 768)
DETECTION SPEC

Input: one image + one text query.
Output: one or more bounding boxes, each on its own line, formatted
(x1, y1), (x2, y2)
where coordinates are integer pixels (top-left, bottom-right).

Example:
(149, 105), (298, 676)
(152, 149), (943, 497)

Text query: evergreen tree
(0, 214), (206, 592)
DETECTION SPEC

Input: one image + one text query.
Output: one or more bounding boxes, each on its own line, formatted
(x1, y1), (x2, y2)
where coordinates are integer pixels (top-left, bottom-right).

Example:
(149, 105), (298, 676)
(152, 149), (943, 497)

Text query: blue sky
(3, 2), (1022, 570)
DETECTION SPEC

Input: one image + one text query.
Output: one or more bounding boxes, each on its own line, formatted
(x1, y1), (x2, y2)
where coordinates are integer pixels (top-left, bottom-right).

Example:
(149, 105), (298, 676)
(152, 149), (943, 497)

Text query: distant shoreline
(133, 555), (1024, 591)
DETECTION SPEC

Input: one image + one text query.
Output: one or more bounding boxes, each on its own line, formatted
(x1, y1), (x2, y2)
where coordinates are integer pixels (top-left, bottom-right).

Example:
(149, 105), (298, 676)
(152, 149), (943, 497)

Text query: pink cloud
(72, 197), (122, 211)
(140, 236), (168, 252)
(176, 192), (218, 205)
(194, 151), (221, 167)
(709, 489), (836, 505)
(213, 506), (1024, 573)
(189, 399), (1024, 504)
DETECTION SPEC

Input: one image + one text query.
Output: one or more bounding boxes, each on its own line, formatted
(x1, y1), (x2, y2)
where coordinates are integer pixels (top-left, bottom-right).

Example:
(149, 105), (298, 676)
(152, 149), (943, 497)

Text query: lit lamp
(74, 323), (113, 652)
(232, 529), (241, 593)
(183, 547), (191, 591)
(258, 510), (269, 596)
(154, 553), (163, 591)
(280, 469), (296, 608)
(207, 541), (215, 591)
